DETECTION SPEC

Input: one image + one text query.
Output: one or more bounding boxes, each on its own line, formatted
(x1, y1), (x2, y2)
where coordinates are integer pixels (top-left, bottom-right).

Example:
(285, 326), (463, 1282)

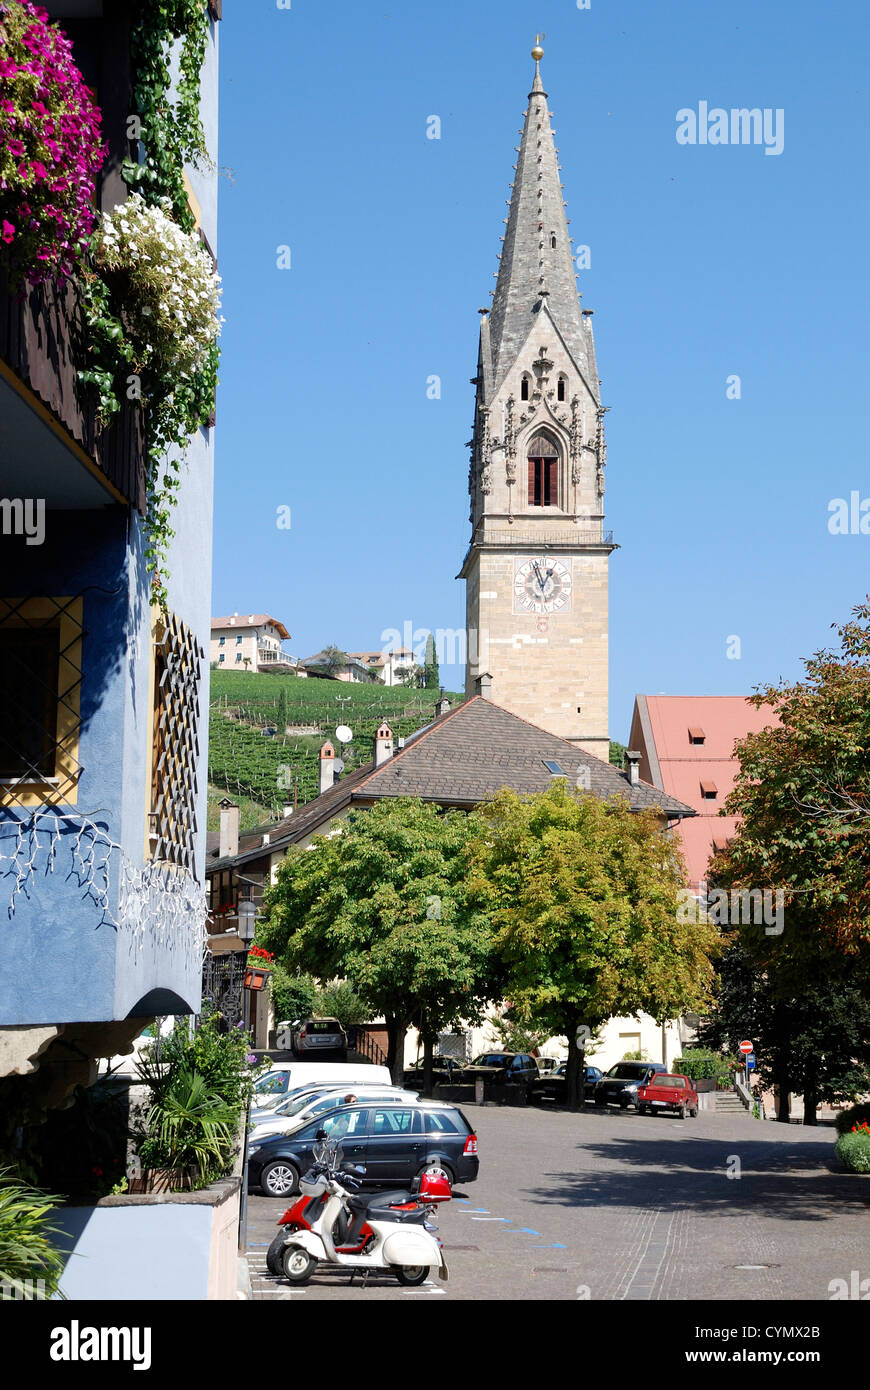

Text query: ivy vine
(78, 0), (218, 606)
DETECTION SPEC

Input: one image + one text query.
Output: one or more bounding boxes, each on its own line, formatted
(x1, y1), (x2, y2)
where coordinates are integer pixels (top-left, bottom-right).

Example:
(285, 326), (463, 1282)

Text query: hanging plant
(89, 191), (222, 598)
(91, 192), (221, 383)
(0, 0), (105, 286)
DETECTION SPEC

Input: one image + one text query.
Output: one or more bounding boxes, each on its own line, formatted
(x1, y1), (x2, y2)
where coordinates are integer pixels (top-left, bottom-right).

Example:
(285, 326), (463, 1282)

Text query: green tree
(466, 783), (719, 1108)
(423, 633), (440, 690)
(260, 798), (500, 1083)
(713, 598), (870, 977)
(699, 940), (870, 1124)
(321, 645), (349, 678)
(395, 663), (424, 689)
(276, 686), (288, 731)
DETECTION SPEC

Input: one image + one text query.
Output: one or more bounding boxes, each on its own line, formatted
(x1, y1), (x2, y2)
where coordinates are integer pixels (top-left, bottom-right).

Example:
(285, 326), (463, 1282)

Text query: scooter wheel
(393, 1264), (430, 1287)
(282, 1245), (317, 1285)
(267, 1231), (288, 1275)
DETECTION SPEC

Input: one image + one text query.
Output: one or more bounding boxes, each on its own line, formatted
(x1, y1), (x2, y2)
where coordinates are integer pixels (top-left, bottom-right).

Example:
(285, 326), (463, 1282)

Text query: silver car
(293, 1017), (347, 1058)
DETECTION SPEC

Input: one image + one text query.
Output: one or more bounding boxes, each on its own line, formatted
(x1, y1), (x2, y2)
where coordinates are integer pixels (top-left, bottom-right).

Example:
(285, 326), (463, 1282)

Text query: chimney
(435, 688), (451, 717)
(218, 799), (239, 859)
(374, 722), (394, 768)
(319, 741), (336, 794)
(475, 672), (493, 699)
(624, 750), (641, 786)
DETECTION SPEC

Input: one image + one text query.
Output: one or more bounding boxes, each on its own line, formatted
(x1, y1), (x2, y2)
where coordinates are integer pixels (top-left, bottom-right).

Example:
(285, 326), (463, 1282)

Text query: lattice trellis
(150, 614), (204, 873)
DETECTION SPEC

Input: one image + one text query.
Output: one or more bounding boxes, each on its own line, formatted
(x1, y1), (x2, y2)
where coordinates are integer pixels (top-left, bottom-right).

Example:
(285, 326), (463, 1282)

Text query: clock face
(514, 557), (572, 614)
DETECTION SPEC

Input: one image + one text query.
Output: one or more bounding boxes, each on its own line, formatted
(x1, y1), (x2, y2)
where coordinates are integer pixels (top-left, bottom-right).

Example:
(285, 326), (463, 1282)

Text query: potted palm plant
(133, 1065), (238, 1193)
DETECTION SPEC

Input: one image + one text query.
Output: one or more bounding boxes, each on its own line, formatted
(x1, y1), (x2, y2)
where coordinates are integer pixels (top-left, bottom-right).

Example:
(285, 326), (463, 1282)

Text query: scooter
(267, 1135), (452, 1287)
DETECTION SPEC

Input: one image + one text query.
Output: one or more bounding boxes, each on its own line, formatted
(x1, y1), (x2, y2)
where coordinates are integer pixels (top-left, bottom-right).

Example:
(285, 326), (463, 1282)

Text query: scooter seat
(366, 1203), (427, 1225)
(346, 1189), (414, 1214)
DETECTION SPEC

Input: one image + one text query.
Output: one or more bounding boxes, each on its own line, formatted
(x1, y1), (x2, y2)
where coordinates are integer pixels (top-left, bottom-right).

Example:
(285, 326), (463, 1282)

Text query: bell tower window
(526, 432), (559, 507)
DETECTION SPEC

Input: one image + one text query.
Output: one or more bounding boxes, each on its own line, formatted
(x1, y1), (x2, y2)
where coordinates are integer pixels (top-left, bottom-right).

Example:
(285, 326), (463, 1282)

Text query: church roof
(215, 697), (695, 870)
(484, 53), (599, 397)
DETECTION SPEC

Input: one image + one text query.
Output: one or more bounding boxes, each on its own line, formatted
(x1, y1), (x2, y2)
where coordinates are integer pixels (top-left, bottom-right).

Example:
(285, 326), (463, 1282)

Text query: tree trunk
(385, 1015), (407, 1086)
(422, 1032), (435, 1098)
(565, 1014), (582, 1111)
(802, 1083), (818, 1126)
(774, 1052), (791, 1123)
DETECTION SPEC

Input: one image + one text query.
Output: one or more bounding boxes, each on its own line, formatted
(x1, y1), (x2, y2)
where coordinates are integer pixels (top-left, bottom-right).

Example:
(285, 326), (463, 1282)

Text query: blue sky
(213, 0), (870, 741)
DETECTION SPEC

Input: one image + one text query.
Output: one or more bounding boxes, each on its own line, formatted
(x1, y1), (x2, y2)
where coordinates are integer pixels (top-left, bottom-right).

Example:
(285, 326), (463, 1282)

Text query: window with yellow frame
(0, 596), (83, 808)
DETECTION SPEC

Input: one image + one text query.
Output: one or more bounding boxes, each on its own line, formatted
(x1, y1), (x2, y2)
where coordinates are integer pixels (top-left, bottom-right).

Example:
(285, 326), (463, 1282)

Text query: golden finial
(531, 33), (545, 62)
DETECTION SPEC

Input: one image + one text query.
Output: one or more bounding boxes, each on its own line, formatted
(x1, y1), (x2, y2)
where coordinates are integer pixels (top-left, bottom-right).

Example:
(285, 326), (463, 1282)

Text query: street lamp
(237, 899), (257, 1033)
(237, 897), (257, 946)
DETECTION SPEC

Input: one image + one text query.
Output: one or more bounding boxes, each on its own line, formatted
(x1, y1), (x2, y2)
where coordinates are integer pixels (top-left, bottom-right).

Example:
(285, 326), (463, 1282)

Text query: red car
(637, 1073), (699, 1118)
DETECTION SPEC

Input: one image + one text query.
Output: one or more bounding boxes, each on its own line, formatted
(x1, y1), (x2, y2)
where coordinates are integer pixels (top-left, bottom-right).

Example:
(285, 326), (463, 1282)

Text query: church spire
(486, 41), (597, 398)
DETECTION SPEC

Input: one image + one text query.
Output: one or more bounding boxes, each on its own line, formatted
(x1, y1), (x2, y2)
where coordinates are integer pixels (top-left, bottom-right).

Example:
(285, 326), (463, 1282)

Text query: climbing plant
(78, 0), (219, 603)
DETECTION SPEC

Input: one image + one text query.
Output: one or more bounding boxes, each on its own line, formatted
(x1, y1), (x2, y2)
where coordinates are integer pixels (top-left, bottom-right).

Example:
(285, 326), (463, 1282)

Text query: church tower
(460, 42), (615, 758)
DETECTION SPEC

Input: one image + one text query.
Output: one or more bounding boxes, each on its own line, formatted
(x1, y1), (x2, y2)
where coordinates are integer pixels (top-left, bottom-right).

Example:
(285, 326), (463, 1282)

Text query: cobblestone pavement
(245, 1104), (869, 1302)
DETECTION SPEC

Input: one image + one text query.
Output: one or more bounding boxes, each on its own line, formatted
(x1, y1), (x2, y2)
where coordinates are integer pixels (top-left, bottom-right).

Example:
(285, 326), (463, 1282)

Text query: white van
(251, 1062), (392, 1110)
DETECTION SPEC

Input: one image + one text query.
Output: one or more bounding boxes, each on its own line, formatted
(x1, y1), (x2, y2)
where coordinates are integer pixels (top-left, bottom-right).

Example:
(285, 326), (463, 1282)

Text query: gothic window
(550, 232), (557, 248)
(521, 374), (530, 401)
(527, 432), (559, 507)
(557, 376), (567, 402)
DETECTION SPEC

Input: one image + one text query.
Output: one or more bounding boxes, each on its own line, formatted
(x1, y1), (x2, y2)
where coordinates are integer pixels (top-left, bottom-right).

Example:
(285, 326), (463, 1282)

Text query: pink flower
(2, 221), (15, 244)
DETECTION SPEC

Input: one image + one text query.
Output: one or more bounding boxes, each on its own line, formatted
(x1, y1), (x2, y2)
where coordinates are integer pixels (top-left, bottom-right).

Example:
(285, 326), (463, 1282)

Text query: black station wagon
(247, 1101), (479, 1198)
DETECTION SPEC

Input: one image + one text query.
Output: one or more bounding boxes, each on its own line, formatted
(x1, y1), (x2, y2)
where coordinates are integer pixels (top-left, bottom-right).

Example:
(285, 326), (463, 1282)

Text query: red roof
(629, 695), (779, 889)
(212, 614), (290, 640)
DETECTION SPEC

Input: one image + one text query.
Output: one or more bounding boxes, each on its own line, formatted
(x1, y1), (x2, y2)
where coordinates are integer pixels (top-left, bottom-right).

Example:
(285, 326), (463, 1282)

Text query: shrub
(137, 1068), (238, 1182)
(135, 1010), (266, 1185)
(270, 963), (318, 1027)
(674, 1049), (721, 1081)
(0, 0), (105, 285)
(316, 980), (370, 1029)
(835, 1103), (870, 1137)
(0, 1167), (65, 1298)
(835, 1131), (870, 1174)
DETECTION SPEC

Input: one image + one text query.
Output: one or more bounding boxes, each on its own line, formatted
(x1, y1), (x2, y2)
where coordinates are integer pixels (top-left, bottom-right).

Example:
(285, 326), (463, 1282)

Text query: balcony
(0, 264), (147, 512)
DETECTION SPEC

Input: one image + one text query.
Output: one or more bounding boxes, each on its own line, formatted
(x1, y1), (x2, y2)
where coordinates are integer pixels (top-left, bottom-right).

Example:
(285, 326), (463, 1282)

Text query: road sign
(746, 1054), (756, 1071)
(738, 1040), (753, 1055)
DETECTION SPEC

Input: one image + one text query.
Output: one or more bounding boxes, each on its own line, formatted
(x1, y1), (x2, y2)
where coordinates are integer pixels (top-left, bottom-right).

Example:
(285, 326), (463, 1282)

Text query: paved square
(245, 1105), (869, 1301)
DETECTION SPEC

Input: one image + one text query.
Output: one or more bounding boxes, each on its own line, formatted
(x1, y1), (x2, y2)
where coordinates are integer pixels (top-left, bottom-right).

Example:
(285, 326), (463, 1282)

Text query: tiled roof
(218, 698), (695, 871)
(630, 694), (779, 888)
(212, 614), (290, 640)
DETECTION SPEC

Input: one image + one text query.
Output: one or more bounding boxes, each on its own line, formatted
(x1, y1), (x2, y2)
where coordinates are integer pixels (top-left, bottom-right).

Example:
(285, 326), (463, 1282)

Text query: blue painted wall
(0, 21), (220, 1030)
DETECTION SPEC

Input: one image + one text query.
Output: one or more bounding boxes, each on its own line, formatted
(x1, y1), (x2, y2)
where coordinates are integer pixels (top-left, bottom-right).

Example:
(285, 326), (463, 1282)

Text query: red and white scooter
(267, 1135), (452, 1287)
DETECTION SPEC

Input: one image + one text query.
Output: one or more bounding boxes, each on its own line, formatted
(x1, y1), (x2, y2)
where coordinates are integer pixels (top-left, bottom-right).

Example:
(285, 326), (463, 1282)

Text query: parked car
(292, 1017), (348, 1060)
(535, 1057), (565, 1076)
(594, 1062), (668, 1110)
(460, 1053), (539, 1098)
(252, 1062), (392, 1111)
(251, 1087), (420, 1141)
(533, 1062), (603, 1102)
(402, 1056), (464, 1086)
(247, 1100), (479, 1197)
(637, 1073), (699, 1118)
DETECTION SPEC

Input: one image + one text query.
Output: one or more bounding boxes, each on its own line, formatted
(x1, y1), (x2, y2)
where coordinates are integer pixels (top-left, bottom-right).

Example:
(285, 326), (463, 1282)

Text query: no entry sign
(739, 1040), (753, 1055)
